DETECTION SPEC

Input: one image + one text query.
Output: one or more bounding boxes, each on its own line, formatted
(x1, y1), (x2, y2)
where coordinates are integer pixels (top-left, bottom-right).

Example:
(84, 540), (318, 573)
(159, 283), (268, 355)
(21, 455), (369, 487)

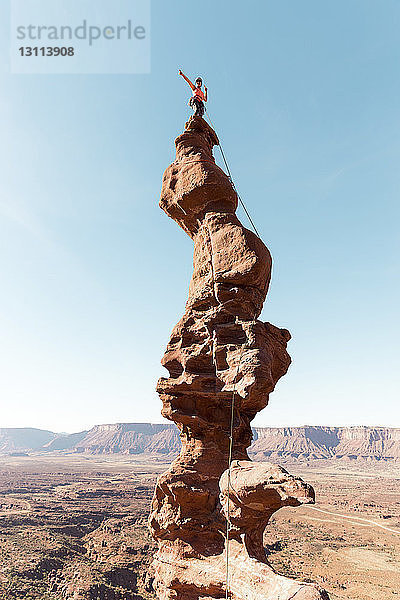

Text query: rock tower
(149, 116), (329, 600)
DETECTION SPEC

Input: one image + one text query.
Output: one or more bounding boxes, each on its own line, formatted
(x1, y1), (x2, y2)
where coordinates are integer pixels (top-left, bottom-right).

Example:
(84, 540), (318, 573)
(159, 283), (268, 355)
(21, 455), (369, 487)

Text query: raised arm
(179, 69), (195, 91)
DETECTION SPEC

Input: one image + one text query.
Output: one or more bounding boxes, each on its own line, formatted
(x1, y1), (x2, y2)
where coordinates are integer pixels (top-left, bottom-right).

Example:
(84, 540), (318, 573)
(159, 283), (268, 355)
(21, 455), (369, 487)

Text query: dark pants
(189, 97), (205, 117)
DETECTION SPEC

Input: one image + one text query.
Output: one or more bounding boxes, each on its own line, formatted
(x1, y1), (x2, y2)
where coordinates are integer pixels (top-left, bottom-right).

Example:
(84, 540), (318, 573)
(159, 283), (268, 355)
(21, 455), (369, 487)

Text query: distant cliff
(73, 423), (179, 455)
(0, 428), (55, 453)
(1, 423), (400, 461)
(251, 426), (400, 461)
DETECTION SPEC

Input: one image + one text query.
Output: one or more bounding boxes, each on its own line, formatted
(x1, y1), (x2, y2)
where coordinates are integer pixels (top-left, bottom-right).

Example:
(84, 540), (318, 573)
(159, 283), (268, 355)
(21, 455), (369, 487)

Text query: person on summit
(179, 69), (208, 117)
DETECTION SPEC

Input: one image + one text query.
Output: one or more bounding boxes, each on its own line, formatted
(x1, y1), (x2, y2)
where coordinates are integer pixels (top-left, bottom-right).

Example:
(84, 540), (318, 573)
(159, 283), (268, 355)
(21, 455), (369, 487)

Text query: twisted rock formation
(149, 116), (329, 600)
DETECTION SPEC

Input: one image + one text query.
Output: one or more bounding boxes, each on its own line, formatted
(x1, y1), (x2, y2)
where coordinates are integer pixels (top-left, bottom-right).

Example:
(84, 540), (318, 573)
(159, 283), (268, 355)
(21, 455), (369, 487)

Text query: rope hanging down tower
(204, 107), (261, 239)
(203, 106), (261, 600)
(179, 69), (267, 599)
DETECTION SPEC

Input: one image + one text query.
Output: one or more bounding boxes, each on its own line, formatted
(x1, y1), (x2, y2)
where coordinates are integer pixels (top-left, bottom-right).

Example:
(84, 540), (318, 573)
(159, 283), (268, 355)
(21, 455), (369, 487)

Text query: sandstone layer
(149, 116), (329, 600)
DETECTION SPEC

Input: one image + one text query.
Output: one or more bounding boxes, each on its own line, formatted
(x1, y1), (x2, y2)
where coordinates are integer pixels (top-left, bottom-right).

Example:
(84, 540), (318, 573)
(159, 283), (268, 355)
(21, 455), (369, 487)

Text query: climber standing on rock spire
(179, 69), (208, 117)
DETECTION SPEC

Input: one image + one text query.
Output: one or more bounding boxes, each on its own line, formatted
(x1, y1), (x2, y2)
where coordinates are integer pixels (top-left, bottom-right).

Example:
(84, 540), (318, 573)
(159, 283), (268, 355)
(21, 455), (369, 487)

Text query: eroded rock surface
(219, 461), (315, 563)
(149, 116), (329, 600)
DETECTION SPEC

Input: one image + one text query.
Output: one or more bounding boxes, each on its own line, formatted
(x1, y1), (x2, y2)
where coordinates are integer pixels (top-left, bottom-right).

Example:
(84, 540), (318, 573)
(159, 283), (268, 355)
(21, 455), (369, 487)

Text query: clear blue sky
(0, 1), (399, 432)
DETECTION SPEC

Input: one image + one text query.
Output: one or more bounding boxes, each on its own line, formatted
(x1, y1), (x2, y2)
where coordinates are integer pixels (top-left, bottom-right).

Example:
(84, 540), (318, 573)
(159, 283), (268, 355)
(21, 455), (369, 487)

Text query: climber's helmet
(195, 77), (202, 87)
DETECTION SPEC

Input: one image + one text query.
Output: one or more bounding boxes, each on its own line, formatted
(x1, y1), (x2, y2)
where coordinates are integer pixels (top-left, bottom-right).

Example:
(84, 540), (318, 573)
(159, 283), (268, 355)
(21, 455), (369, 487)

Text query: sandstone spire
(149, 116), (330, 600)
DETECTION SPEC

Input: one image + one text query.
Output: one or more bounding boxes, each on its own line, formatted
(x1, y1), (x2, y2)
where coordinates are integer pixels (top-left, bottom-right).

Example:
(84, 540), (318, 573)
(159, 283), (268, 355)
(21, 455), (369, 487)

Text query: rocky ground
(0, 454), (160, 600)
(266, 461), (400, 600)
(0, 454), (399, 600)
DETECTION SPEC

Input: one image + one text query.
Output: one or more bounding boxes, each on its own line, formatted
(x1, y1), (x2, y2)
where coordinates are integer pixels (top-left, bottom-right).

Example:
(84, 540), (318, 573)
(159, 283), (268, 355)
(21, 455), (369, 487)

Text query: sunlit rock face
(149, 116), (330, 600)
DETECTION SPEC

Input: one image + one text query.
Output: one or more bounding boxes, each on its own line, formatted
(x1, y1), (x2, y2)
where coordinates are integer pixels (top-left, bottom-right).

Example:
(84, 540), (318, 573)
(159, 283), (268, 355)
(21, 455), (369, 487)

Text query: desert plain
(0, 453), (399, 600)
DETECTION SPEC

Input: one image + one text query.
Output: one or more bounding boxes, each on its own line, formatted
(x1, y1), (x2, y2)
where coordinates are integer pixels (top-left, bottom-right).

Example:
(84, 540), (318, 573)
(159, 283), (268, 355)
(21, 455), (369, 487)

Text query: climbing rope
(201, 107), (262, 598)
(204, 108), (261, 239)
(224, 339), (247, 600)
